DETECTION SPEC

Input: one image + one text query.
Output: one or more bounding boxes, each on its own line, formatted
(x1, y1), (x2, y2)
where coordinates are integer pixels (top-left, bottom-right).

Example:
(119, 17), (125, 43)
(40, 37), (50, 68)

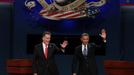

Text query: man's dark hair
(42, 31), (51, 37)
(81, 33), (89, 38)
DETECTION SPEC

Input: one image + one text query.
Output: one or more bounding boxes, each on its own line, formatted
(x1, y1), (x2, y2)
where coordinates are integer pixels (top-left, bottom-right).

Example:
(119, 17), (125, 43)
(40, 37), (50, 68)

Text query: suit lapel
(87, 44), (91, 55)
(48, 44), (52, 59)
(40, 43), (54, 60)
(39, 43), (47, 60)
(79, 45), (85, 59)
(80, 44), (92, 58)
(87, 44), (91, 56)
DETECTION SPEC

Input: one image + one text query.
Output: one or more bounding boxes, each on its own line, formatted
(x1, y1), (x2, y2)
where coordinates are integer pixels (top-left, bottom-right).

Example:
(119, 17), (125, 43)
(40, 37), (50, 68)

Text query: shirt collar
(42, 42), (48, 48)
(82, 44), (88, 47)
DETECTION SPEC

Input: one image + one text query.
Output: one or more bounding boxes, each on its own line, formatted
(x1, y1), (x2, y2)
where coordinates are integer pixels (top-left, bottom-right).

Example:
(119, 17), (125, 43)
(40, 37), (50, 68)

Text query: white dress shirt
(82, 44), (88, 54)
(42, 42), (48, 54)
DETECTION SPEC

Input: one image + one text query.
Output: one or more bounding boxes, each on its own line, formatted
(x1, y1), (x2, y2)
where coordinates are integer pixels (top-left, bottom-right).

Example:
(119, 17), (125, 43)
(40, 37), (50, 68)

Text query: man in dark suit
(33, 31), (68, 75)
(72, 29), (106, 75)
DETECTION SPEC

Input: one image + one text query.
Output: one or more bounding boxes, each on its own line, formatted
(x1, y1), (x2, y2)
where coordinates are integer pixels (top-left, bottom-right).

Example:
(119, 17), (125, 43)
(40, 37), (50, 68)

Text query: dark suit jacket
(72, 43), (106, 75)
(33, 43), (63, 75)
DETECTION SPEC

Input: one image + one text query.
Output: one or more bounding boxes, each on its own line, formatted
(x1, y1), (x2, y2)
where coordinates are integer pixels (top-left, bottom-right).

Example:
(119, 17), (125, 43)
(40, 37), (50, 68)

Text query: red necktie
(45, 45), (48, 59)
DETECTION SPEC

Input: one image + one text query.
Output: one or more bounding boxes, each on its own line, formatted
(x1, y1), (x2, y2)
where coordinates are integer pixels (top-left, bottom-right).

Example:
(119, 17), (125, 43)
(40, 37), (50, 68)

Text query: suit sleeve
(92, 42), (106, 55)
(33, 46), (38, 73)
(72, 48), (79, 73)
(52, 43), (65, 53)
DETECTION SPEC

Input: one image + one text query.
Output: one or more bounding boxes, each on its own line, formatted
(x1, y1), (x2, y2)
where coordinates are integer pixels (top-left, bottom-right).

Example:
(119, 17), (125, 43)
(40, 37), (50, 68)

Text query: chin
(46, 43), (49, 45)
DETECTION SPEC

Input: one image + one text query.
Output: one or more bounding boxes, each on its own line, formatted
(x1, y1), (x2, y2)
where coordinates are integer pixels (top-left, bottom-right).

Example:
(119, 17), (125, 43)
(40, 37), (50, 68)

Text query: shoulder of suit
(75, 45), (81, 50)
(49, 43), (56, 46)
(35, 43), (42, 48)
(89, 43), (96, 47)
(49, 43), (58, 48)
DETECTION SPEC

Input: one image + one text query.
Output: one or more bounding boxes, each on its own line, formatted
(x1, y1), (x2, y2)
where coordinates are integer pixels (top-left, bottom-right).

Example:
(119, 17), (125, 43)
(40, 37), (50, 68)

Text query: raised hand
(60, 40), (68, 49)
(100, 28), (106, 42)
(33, 73), (37, 75)
(73, 73), (77, 75)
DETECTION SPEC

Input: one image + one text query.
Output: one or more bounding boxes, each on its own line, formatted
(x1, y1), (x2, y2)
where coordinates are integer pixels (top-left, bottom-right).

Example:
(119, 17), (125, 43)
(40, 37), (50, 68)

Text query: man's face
(81, 36), (89, 45)
(42, 34), (51, 45)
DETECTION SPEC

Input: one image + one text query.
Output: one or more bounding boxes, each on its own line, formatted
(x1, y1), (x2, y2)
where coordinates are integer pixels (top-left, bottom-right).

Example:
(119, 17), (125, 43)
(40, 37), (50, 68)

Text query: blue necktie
(83, 46), (88, 59)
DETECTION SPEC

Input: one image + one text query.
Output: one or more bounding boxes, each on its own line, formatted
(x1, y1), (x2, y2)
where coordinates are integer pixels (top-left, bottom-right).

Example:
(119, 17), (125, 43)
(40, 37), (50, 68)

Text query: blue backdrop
(11, 0), (120, 75)
(4, 0), (134, 75)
